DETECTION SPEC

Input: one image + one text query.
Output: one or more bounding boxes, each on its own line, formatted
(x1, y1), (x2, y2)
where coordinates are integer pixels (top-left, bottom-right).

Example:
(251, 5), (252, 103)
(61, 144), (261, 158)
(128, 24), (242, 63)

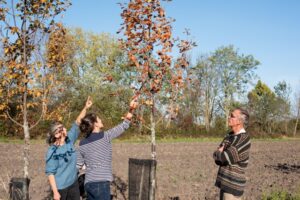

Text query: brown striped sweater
(213, 131), (251, 196)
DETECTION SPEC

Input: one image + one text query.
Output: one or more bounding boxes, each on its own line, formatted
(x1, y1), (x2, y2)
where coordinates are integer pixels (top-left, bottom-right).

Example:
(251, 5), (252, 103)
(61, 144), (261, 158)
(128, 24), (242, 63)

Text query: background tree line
(1, 27), (299, 139)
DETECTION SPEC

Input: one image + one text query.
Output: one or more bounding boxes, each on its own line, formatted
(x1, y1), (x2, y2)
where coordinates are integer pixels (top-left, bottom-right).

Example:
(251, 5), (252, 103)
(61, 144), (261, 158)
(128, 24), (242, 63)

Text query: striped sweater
(213, 131), (251, 196)
(76, 120), (130, 184)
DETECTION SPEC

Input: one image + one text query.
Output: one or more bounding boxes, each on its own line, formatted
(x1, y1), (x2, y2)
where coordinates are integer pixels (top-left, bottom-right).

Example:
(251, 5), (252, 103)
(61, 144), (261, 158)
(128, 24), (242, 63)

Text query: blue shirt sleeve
(67, 122), (80, 144)
(45, 147), (58, 176)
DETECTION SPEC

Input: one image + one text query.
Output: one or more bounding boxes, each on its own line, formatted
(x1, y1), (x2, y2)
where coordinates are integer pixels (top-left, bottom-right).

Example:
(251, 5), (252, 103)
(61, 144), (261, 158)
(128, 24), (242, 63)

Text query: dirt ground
(0, 140), (299, 200)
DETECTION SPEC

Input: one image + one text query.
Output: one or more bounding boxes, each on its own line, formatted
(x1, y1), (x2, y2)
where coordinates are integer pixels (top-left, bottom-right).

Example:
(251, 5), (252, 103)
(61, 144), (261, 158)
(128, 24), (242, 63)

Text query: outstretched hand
(85, 96), (93, 109)
(129, 95), (139, 111)
(123, 95), (139, 121)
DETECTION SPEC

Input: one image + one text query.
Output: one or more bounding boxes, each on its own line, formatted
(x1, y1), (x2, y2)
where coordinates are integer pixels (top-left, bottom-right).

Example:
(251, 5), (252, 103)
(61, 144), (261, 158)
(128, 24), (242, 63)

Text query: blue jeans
(85, 181), (111, 200)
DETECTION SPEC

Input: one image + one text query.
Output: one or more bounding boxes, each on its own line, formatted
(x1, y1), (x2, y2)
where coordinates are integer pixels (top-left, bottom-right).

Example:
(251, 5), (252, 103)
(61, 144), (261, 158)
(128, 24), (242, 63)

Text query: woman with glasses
(45, 97), (92, 200)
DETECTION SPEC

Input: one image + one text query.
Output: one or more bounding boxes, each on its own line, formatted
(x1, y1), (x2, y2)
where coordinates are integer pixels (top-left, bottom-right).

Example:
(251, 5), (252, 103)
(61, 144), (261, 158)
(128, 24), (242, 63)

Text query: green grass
(0, 136), (23, 144)
(262, 189), (300, 200)
(0, 135), (299, 144)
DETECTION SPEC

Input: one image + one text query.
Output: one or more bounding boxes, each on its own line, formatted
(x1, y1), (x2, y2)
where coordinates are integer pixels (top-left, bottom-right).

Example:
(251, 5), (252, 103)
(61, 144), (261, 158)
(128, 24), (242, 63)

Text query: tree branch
(6, 110), (23, 127)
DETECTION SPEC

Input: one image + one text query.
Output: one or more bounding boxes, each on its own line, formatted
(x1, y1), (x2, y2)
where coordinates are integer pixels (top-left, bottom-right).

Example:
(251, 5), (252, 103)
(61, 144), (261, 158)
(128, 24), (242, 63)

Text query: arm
(45, 148), (60, 199)
(76, 148), (85, 169)
(68, 97), (93, 143)
(48, 175), (60, 200)
(213, 135), (251, 165)
(214, 146), (239, 165)
(106, 119), (131, 141)
(76, 96), (93, 125)
(106, 98), (138, 141)
(213, 145), (228, 166)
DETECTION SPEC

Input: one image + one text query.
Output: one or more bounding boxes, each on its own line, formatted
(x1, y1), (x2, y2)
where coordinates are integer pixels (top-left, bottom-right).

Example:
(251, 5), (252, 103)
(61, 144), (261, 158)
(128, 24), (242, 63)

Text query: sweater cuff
(123, 119), (131, 124)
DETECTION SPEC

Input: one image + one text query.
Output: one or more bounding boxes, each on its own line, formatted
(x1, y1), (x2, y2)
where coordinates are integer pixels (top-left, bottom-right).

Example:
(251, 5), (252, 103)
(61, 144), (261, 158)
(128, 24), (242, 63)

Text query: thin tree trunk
(294, 117), (299, 137)
(225, 106), (229, 128)
(22, 2), (30, 198)
(204, 92), (210, 132)
(294, 101), (300, 137)
(23, 120), (30, 200)
(138, 106), (144, 135)
(149, 95), (156, 200)
(23, 82), (30, 200)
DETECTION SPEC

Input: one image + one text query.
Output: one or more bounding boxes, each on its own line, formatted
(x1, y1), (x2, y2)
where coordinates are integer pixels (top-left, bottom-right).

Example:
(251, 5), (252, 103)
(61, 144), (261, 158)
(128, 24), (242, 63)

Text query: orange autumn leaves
(0, 0), (71, 123)
(119, 0), (195, 117)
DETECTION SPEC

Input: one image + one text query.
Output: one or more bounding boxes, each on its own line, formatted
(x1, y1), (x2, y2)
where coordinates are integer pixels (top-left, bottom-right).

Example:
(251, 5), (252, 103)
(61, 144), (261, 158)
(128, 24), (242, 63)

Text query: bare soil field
(0, 140), (299, 200)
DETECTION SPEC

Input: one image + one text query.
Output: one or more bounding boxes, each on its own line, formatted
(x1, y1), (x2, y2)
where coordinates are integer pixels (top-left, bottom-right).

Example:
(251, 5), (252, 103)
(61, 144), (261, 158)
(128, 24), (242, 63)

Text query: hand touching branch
(125, 96), (139, 120)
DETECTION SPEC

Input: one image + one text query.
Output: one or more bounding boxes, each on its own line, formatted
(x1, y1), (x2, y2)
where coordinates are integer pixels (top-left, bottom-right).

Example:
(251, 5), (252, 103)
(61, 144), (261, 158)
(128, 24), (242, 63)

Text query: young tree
(293, 88), (300, 137)
(0, 1), (70, 198)
(119, 0), (195, 198)
(210, 45), (259, 127)
(192, 54), (219, 132)
(248, 80), (277, 134)
(274, 80), (291, 133)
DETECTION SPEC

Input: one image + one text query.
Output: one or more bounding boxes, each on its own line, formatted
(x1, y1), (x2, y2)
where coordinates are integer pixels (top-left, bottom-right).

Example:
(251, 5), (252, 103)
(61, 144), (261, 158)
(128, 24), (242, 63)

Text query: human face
(53, 125), (67, 139)
(228, 109), (242, 128)
(95, 117), (104, 130)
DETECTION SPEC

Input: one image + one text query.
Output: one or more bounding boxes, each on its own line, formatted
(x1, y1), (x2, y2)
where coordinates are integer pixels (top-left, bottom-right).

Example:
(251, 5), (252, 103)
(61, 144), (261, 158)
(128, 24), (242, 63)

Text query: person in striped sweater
(213, 108), (251, 200)
(76, 98), (138, 200)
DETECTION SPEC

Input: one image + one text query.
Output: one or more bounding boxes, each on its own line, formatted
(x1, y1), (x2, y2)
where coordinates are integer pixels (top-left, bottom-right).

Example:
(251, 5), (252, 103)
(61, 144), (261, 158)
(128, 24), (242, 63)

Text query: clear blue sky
(63, 0), (300, 95)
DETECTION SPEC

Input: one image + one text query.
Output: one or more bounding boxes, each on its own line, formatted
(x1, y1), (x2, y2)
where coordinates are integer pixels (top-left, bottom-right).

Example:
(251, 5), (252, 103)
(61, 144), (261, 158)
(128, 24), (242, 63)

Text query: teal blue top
(45, 123), (79, 190)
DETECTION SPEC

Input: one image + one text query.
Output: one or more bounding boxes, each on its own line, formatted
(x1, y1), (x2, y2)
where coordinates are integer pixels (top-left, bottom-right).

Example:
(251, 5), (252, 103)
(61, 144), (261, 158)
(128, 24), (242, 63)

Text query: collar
(236, 128), (246, 134)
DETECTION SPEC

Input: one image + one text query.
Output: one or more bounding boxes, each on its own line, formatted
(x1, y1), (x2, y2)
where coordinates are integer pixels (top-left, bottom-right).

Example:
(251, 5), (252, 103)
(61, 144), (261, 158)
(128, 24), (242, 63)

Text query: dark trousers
(58, 180), (80, 200)
(85, 181), (110, 200)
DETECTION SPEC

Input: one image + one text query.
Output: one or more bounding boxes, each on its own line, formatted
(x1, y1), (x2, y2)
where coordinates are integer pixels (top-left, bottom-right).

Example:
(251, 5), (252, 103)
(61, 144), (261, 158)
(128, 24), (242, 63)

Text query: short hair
(236, 107), (250, 127)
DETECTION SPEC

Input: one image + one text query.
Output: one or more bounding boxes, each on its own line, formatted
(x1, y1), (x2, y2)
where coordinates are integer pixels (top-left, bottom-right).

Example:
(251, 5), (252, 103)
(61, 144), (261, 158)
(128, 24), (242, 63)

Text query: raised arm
(106, 97), (138, 141)
(68, 97), (93, 143)
(76, 96), (93, 125)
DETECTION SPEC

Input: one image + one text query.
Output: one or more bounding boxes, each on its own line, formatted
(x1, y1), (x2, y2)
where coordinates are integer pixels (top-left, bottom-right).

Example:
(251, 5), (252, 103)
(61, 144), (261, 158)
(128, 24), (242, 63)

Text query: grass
(114, 135), (224, 143)
(262, 189), (300, 200)
(1, 135), (299, 144)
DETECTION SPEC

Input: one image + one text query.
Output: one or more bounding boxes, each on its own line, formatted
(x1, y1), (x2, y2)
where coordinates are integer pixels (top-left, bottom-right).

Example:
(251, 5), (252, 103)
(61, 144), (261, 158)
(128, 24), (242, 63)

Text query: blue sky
(63, 0), (300, 95)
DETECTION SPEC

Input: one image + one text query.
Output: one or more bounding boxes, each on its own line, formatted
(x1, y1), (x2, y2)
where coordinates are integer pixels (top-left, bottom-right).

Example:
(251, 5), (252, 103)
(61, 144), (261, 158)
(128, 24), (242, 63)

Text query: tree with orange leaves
(0, 1), (70, 199)
(119, 0), (195, 198)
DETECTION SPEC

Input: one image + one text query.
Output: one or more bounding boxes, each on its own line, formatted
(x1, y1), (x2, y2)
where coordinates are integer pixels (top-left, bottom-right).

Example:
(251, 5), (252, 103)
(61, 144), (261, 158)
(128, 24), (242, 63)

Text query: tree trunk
(204, 94), (210, 132)
(23, 121), (30, 200)
(224, 91), (230, 128)
(149, 96), (156, 200)
(293, 101), (300, 137)
(22, 4), (30, 198)
(138, 106), (144, 135)
(224, 105), (230, 128)
(22, 80), (30, 200)
(294, 117), (299, 137)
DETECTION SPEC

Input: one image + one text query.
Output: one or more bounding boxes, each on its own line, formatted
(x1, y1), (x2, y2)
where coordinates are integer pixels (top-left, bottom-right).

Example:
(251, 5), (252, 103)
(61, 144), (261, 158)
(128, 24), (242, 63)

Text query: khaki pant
(220, 190), (242, 200)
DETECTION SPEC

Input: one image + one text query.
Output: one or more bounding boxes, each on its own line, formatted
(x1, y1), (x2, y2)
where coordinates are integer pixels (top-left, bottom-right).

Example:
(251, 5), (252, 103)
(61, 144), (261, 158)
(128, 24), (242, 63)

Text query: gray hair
(236, 108), (250, 127)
